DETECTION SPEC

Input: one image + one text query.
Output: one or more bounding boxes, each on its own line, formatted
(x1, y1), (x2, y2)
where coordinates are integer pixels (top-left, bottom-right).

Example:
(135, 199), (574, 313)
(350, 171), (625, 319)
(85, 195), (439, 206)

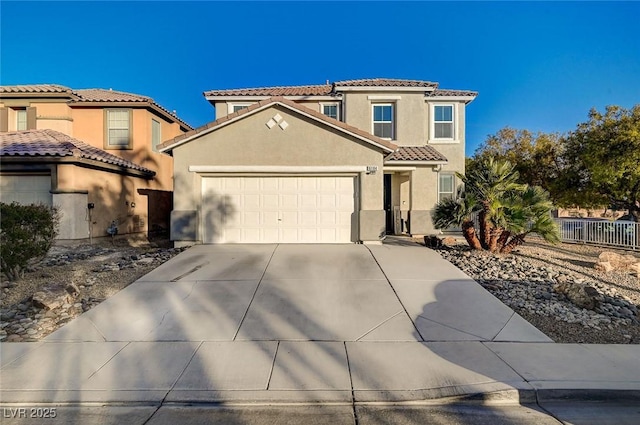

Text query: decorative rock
(553, 280), (600, 310)
(598, 252), (639, 271)
(32, 284), (75, 310)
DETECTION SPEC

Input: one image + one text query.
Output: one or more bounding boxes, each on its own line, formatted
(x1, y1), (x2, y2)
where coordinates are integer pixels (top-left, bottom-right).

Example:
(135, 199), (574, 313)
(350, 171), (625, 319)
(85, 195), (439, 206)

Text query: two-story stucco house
(159, 78), (477, 245)
(0, 84), (192, 240)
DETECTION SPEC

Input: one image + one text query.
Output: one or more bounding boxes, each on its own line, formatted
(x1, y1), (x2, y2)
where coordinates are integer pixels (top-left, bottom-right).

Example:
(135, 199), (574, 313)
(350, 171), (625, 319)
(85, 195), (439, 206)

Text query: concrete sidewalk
(1, 241), (639, 414)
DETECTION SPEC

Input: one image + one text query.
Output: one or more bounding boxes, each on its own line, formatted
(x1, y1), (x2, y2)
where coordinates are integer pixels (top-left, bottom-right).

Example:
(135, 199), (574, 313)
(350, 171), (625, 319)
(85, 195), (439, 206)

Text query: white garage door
(202, 176), (356, 243)
(0, 174), (52, 206)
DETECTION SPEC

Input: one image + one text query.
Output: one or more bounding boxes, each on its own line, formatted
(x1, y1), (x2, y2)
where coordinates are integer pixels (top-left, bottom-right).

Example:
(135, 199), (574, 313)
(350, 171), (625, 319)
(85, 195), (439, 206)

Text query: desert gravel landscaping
(437, 239), (640, 344)
(1, 237), (639, 344)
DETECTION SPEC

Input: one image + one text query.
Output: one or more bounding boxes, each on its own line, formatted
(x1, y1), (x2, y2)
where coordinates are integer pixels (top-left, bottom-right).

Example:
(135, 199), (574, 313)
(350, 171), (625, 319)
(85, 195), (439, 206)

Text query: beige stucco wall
(343, 92), (427, 147)
(213, 100), (336, 120)
(172, 105), (386, 243)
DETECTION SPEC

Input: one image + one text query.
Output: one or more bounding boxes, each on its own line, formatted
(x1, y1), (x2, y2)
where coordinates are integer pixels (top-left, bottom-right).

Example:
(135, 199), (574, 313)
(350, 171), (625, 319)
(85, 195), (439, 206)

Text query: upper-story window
(372, 104), (394, 139)
(151, 119), (161, 153)
(106, 109), (132, 148)
(433, 104), (454, 140)
(321, 103), (339, 120)
(16, 108), (27, 131)
(228, 103), (253, 114)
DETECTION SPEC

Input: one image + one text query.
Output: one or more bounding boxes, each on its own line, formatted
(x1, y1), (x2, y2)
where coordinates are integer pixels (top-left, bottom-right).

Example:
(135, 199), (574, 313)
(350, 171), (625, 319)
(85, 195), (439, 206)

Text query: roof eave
(384, 160), (448, 166)
(0, 155), (155, 179)
(0, 92), (76, 100)
(426, 95), (477, 104)
(204, 95), (339, 101)
(335, 86), (437, 92)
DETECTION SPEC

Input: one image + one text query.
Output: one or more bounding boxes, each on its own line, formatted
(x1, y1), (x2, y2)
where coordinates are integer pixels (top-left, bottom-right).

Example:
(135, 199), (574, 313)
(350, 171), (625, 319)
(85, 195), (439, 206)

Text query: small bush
(0, 202), (60, 281)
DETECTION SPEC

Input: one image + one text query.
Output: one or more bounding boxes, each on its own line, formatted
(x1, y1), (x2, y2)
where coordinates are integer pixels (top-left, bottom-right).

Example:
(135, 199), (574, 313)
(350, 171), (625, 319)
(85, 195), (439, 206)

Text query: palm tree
(431, 190), (482, 250)
(460, 158), (525, 250)
(432, 158), (560, 253)
(498, 185), (560, 253)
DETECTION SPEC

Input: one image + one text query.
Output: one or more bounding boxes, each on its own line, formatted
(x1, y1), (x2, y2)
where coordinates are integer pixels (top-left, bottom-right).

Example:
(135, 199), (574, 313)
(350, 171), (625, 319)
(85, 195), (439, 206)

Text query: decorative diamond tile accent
(266, 119), (277, 129)
(273, 113), (283, 123)
(278, 120), (289, 130)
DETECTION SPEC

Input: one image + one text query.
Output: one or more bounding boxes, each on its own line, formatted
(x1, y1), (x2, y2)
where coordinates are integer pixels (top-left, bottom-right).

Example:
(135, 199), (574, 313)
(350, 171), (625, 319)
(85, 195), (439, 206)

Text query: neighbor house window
(372, 104), (394, 139)
(16, 109), (27, 131)
(106, 109), (131, 148)
(321, 103), (339, 120)
(433, 104), (454, 140)
(439, 173), (455, 202)
(151, 119), (161, 152)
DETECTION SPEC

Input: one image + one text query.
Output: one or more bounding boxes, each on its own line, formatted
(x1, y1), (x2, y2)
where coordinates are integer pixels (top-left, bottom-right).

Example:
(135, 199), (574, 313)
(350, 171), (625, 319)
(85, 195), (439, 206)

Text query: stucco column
(408, 166), (438, 235)
(358, 170), (385, 244)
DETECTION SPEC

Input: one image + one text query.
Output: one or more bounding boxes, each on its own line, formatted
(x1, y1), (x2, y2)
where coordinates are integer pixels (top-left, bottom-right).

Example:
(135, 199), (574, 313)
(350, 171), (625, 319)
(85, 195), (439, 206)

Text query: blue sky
(1, 1), (638, 155)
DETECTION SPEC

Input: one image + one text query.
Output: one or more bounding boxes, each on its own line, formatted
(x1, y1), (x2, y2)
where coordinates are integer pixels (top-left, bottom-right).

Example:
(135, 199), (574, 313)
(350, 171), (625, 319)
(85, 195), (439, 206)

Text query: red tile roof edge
(0, 129), (155, 175)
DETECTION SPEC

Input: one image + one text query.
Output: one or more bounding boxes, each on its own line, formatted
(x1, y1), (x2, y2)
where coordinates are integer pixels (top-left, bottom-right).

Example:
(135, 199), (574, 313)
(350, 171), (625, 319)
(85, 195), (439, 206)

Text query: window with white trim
(372, 104), (394, 139)
(16, 108), (27, 131)
(106, 109), (131, 147)
(151, 119), (161, 152)
(438, 173), (455, 202)
(228, 103), (253, 114)
(433, 104), (454, 140)
(321, 103), (339, 120)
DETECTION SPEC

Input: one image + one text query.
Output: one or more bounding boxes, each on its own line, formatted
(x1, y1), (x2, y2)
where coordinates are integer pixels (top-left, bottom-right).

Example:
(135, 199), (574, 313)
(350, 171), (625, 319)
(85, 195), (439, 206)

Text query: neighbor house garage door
(0, 174), (52, 206)
(202, 176), (356, 243)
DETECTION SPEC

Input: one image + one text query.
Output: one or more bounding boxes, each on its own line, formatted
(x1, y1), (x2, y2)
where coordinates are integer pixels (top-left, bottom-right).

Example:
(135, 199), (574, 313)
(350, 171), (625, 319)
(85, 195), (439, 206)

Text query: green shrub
(0, 202), (60, 281)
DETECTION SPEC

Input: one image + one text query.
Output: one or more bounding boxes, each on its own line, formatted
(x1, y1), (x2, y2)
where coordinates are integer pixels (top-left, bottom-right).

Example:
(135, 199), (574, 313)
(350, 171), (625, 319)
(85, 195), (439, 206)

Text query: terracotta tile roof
(72, 88), (193, 130)
(204, 84), (333, 97)
(159, 96), (398, 153)
(204, 78), (442, 97)
(427, 89), (478, 97)
(0, 129), (154, 175)
(73, 88), (151, 102)
(334, 78), (438, 88)
(385, 146), (448, 163)
(0, 84), (73, 94)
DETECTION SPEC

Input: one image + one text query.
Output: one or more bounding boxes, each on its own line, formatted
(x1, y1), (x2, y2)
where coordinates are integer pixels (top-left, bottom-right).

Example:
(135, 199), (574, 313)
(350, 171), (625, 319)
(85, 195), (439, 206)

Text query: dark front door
(384, 174), (393, 234)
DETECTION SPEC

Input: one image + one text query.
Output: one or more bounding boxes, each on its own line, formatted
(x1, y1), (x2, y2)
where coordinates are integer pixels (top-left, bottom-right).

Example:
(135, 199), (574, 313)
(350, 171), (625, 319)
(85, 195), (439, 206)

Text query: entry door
(202, 176), (356, 243)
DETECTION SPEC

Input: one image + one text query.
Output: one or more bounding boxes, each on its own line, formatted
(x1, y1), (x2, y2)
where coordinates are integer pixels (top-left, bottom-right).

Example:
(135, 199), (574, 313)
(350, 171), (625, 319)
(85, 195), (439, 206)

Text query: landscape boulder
(597, 252), (638, 272)
(32, 283), (79, 310)
(553, 276), (601, 310)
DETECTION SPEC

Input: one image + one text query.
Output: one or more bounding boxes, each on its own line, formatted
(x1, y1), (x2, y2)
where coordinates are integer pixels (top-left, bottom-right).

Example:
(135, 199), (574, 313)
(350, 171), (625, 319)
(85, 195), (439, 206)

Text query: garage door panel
(318, 194), (338, 209)
(300, 178), (317, 191)
(262, 194), (279, 209)
(279, 178), (298, 191)
(299, 194), (317, 209)
(203, 176), (355, 243)
(243, 194), (261, 209)
(300, 211), (317, 226)
(280, 194), (298, 209)
(338, 212), (353, 226)
(281, 210), (298, 225)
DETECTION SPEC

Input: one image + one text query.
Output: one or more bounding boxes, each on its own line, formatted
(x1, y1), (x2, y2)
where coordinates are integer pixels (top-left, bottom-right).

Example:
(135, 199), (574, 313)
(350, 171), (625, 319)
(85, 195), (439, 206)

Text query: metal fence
(555, 218), (639, 250)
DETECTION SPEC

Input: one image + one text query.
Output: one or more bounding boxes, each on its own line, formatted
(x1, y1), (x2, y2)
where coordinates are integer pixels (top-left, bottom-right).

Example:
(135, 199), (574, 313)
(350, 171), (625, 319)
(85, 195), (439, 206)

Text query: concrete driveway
(43, 243), (547, 343)
(2, 240), (639, 412)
